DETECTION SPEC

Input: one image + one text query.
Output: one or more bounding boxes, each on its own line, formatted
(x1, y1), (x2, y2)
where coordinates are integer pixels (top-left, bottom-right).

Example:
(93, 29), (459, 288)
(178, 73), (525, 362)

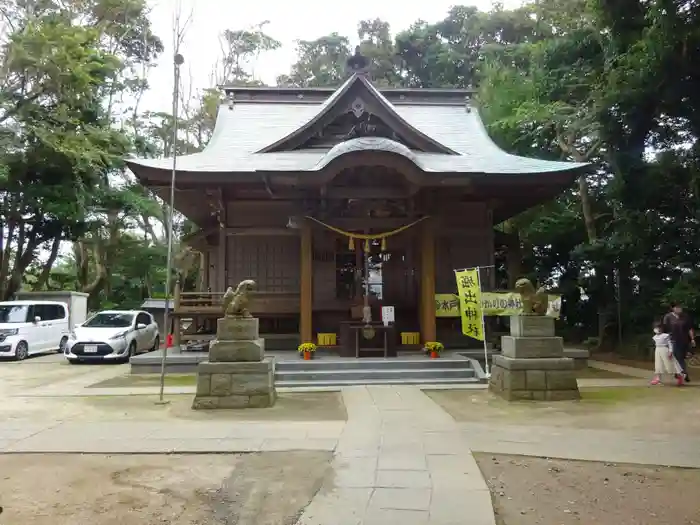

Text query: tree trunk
(0, 217), (15, 300)
(33, 236), (61, 291)
(501, 220), (522, 288)
(5, 237), (40, 301)
(578, 175), (597, 241)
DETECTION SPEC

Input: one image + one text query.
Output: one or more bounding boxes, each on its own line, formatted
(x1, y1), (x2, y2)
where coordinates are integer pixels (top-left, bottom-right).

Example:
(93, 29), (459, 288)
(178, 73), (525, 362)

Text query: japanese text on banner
(455, 269), (484, 341)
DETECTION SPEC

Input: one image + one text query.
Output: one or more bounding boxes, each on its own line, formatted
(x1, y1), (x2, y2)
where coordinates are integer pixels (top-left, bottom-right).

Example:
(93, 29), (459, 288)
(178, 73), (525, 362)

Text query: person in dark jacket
(662, 302), (696, 382)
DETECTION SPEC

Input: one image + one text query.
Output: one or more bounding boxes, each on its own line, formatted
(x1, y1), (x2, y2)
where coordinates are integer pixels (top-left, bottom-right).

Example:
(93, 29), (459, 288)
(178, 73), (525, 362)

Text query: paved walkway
(296, 386), (495, 525)
(0, 385), (496, 525)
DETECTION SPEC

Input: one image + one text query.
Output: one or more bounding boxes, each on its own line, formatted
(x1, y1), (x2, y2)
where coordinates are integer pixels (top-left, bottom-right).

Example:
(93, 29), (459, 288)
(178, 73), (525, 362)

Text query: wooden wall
(224, 200), (301, 293)
(434, 201), (494, 346)
(226, 235), (300, 292)
(435, 202), (493, 293)
(226, 201), (295, 228)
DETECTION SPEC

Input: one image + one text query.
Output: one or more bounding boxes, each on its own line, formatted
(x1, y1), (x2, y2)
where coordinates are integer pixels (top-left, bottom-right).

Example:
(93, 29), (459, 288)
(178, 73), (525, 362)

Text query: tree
(357, 19), (400, 87)
(215, 21), (281, 86)
(277, 33), (351, 87)
(0, 3), (132, 301)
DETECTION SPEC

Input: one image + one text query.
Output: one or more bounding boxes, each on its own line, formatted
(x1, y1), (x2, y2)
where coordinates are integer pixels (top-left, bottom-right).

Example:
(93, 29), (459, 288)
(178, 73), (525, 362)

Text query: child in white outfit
(651, 323), (683, 386)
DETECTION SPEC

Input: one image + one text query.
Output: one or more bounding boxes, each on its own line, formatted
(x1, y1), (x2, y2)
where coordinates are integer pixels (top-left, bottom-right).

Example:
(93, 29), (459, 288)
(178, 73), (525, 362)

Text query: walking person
(650, 322), (683, 386)
(662, 302), (696, 382)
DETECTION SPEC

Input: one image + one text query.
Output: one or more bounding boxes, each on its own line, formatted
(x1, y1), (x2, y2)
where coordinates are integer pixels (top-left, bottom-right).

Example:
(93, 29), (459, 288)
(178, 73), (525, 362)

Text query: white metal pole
(476, 266), (490, 377)
(158, 53), (184, 404)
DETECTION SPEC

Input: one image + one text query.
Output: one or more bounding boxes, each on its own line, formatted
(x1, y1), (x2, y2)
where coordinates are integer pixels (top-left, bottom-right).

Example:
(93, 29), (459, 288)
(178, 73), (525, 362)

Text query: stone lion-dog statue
(514, 278), (548, 316)
(222, 279), (256, 318)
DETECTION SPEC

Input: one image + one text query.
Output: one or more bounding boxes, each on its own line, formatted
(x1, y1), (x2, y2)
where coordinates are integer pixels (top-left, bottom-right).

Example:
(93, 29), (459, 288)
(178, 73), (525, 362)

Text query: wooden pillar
(420, 219), (437, 343)
(217, 226), (226, 290)
(198, 251), (207, 291)
(300, 220), (313, 343)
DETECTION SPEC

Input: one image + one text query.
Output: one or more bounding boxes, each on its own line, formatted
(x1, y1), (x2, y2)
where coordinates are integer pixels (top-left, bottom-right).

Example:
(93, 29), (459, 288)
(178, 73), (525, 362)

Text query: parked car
(0, 300), (72, 360)
(64, 310), (160, 364)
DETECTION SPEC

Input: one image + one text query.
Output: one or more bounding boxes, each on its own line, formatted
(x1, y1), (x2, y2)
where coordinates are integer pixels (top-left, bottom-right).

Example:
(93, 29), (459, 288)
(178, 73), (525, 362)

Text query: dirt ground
(89, 373), (198, 388)
(593, 352), (700, 372)
(0, 391), (347, 424)
(574, 366), (633, 379)
(592, 352), (656, 371)
(425, 386), (700, 433)
(475, 453), (700, 525)
(0, 452), (331, 525)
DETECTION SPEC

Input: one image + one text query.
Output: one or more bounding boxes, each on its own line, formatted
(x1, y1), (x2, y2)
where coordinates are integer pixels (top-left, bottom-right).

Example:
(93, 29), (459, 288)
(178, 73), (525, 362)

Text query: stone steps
(275, 377), (479, 388)
(274, 358), (479, 387)
(278, 358), (473, 371)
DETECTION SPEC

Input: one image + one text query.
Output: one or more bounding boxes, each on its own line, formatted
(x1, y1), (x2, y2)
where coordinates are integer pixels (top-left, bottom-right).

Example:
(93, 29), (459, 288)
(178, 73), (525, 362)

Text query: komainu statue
(222, 280), (256, 318)
(514, 278), (548, 316)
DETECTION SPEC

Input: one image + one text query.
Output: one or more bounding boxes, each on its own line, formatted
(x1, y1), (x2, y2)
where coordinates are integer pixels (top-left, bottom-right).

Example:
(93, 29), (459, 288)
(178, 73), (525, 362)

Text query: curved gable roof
(256, 74), (459, 155)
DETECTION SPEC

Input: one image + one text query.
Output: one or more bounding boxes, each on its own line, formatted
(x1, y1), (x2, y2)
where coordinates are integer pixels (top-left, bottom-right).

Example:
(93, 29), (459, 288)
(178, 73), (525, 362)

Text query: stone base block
(564, 348), (590, 370)
(209, 338), (265, 362)
(489, 354), (580, 402)
(192, 358), (276, 410)
(509, 315), (555, 337)
(217, 316), (259, 341)
(501, 336), (564, 359)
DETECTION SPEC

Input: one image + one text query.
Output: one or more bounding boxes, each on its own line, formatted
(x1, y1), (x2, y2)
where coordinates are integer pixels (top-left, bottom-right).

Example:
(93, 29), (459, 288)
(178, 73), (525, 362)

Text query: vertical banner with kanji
(455, 269), (484, 341)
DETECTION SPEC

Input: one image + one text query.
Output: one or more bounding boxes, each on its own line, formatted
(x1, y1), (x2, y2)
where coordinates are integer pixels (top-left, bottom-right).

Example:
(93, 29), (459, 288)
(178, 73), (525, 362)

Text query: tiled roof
(141, 298), (172, 310)
(127, 76), (587, 176)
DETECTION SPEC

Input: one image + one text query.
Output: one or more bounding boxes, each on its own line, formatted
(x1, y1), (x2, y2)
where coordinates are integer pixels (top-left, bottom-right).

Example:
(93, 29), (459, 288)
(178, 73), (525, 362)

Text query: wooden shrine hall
(126, 51), (586, 356)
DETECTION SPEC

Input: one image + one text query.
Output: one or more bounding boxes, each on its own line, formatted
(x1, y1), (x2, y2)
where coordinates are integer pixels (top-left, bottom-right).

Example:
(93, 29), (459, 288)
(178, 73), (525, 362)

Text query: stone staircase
(274, 357), (481, 388)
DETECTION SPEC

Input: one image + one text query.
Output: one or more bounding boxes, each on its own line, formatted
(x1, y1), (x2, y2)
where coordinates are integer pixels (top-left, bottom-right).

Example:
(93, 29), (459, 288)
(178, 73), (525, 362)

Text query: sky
(140, 0), (523, 113)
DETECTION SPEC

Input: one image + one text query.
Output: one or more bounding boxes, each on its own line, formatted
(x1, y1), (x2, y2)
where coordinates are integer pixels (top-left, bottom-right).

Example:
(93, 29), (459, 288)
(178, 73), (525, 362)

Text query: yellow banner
(455, 269), (484, 341)
(435, 292), (562, 319)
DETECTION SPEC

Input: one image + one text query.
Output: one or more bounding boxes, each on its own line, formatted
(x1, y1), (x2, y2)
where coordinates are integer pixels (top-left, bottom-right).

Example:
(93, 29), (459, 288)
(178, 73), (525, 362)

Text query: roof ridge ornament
(346, 46), (370, 77)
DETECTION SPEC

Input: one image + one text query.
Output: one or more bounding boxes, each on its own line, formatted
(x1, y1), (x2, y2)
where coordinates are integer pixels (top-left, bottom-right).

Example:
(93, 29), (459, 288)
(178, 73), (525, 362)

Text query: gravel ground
(0, 452), (331, 525)
(476, 453), (700, 525)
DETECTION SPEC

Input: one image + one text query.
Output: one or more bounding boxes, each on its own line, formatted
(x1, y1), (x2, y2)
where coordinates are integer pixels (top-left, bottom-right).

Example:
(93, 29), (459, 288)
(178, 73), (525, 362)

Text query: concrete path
(296, 386), (495, 525)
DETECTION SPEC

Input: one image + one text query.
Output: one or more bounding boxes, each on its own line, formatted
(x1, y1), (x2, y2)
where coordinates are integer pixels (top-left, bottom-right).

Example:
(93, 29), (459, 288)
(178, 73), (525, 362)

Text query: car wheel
(15, 341), (29, 361)
(121, 341), (137, 363)
(58, 336), (68, 354)
(150, 336), (160, 352)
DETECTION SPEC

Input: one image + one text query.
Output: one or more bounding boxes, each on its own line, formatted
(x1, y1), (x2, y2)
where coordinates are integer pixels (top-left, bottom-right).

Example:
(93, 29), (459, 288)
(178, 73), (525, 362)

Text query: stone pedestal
(489, 316), (580, 401)
(192, 317), (276, 409)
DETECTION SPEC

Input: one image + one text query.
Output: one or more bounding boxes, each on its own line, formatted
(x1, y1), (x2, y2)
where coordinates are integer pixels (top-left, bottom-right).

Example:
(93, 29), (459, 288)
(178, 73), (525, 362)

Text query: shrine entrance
(333, 236), (395, 357)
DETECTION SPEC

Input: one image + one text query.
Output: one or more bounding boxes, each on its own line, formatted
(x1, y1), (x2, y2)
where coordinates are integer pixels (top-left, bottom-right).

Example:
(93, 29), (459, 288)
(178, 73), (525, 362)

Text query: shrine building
(126, 52), (586, 356)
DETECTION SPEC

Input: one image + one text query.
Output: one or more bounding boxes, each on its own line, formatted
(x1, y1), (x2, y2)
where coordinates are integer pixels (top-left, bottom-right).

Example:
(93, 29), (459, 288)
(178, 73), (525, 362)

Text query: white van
(0, 301), (71, 360)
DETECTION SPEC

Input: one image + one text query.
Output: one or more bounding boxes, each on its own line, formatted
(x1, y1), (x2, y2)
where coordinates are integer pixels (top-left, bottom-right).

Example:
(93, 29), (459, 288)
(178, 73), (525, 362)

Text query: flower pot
(430, 351), (439, 359)
(304, 351), (311, 360)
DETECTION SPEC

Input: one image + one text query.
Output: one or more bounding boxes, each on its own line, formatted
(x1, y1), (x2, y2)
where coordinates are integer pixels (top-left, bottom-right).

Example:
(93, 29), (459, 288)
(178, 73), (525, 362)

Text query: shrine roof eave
(126, 155), (588, 187)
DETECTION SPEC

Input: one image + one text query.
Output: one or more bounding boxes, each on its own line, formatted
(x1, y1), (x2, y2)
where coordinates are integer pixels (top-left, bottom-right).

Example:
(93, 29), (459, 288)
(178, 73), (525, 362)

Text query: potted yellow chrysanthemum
(424, 341), (444, 359)
(298, 342), (317, 360)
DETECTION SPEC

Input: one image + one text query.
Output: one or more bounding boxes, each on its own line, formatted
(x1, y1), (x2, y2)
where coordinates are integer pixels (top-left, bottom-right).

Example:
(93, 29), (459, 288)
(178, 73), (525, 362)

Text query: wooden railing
(176, 291), (301, 315)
